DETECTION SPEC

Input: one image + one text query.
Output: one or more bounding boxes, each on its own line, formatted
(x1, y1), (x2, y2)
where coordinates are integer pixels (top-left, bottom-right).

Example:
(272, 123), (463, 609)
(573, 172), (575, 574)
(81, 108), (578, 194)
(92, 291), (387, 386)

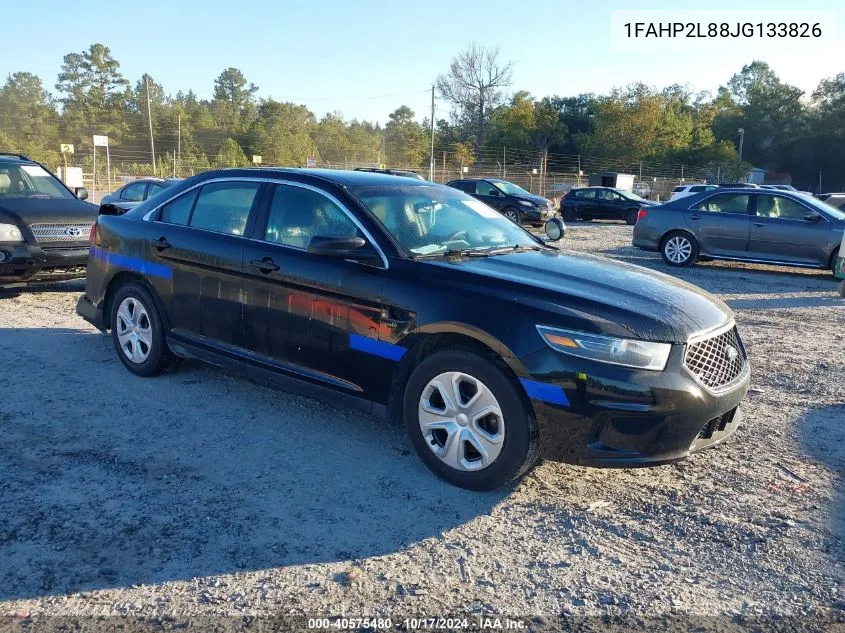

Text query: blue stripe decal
(91, 246), (173, 280)
(349, 333), (406, 361)
(520, 378), (570, 407)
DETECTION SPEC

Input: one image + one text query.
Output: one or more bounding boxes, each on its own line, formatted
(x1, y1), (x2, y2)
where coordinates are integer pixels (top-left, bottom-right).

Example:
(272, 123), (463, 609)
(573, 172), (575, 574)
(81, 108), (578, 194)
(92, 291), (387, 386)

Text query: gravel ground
(0, 221), (843, 629)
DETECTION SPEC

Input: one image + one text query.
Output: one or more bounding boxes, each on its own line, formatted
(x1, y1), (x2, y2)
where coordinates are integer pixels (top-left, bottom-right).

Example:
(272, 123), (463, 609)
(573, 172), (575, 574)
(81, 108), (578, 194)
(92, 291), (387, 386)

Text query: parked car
(353, 167), (425, 180)
(101, 178), (183, 211)
(77, 168), (748, 490)
(560, 186), (659, 224)
(446, 178), (555, 226)
(632, 182), (652, 198)
(669, 184), (718, 201)
(821, 194), (845, 211)
(633, 187), (845, 270)
(817, 192), (845, 202)
(0, 153), (97, 288)
(760, 184), (814, 196)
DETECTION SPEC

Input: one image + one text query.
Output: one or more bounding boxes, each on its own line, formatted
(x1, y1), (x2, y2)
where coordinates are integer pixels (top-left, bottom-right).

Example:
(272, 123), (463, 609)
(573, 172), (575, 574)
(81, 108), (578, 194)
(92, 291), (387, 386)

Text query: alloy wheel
(115, 296), (153, 364)
(664, 236), (693, 264)
(418, 372), (505, 471)
(504, 209), (519, 222)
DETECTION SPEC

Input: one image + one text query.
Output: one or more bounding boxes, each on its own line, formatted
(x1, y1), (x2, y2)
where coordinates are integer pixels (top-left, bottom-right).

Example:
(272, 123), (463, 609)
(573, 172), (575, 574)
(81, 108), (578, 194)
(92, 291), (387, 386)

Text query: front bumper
(520, 343), (749, 467)
(0, 242), (89, 287)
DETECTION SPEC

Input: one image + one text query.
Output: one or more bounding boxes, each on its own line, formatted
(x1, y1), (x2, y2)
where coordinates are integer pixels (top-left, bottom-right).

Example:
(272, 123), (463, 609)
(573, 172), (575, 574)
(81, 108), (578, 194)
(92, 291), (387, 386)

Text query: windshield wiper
(483, 244), (545, 255)
(412, 247), (496, 259)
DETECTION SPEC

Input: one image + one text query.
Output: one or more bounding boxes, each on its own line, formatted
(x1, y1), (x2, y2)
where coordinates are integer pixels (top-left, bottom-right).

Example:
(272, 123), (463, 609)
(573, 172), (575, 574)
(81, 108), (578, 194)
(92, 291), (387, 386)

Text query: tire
(581, 215), (593, 222)
(625, 209), (638, 225)
(562, 207), (577, 222)
(660, 231), (699, 267)
(403, 348), (540, 490)
(110, 281), (177, 377)
(503, 207), (520, 224)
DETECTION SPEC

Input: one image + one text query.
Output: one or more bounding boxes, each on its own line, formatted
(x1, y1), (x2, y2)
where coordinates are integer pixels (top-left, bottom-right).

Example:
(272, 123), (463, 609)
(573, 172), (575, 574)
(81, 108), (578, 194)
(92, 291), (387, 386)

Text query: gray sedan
(632, 188), (844, 271)
(101, 178), (183, 210)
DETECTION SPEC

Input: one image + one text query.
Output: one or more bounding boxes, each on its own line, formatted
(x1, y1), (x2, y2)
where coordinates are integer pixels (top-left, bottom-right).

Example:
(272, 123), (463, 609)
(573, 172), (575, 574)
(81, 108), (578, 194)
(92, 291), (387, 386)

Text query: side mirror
(308, 235), (369, 258)
(488, 188), (500, 196)
(544, 217), (566, 241)
(99, 203), (127, 216)
(804, 212), (822, 222)
(74, 187), (89, 200)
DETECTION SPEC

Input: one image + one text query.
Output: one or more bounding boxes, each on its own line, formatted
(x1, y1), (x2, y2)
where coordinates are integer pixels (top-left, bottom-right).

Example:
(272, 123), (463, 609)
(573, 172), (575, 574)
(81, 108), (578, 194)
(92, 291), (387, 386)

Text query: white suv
(669, 183), (717, 201)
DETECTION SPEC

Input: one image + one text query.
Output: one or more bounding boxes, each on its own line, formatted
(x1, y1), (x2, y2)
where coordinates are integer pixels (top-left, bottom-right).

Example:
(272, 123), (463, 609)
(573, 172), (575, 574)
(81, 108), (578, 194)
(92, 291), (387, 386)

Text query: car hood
(420, 249), (732, 344)
(514, 194), (553, 207)
(0, 197), (98, 226)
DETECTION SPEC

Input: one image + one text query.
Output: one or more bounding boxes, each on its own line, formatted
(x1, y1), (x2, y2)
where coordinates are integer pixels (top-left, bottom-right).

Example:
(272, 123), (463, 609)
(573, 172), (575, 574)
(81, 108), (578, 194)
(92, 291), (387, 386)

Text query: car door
(748, 193), (832, 265)
(685, 193), (751, 258)
(148, 178), (265, 351)
(241, 181), (387, 406)
(572, 188), (597, 216)
(473, 180), (507, 211)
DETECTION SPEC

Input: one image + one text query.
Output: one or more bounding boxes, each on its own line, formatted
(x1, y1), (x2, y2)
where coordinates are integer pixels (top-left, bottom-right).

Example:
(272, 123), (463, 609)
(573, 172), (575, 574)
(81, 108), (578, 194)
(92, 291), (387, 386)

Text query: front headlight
(0, 223), (24, 242)
(537, 325), (672, 371)
(518, 200), (535, 207)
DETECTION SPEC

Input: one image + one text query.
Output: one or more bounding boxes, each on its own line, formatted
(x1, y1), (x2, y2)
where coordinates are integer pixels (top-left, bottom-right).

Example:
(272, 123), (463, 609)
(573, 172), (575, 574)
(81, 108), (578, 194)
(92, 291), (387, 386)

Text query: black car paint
(78, 168), (748, 467)
(0, 161), (98, 286)
(561, 187), (658, 222)
(445, 179), (550, 225)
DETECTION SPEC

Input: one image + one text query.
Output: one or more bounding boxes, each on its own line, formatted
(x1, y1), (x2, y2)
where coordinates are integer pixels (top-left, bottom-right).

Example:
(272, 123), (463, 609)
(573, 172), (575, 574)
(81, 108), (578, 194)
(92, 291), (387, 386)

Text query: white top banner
(93, 135), (109, 147)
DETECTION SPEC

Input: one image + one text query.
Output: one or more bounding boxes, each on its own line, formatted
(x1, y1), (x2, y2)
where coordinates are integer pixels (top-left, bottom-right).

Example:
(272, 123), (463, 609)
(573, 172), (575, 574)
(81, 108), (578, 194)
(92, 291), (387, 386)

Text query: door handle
(151, 237), (172, 250)
(753, 222), (765, 227)
(250, 257), (280, 273)
(690, 214), (701, 220)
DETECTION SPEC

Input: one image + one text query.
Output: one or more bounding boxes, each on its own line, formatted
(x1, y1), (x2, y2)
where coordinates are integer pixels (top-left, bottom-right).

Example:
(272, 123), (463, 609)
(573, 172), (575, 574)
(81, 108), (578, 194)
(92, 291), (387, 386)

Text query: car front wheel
(110, 281), (178, 377)
(503, 207), (520, 223)
(403, 349), (539, 490)
(661, 231), (699, 267)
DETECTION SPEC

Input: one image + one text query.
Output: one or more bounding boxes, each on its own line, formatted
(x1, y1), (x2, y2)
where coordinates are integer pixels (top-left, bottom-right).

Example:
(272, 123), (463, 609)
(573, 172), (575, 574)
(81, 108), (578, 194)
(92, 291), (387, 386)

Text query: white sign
(252, 155), (262, 165)
(306, 157), (317, 168)
(462, 166), (469, 173)
(58, 166), (84, 188)
(93, 135), (109, 147)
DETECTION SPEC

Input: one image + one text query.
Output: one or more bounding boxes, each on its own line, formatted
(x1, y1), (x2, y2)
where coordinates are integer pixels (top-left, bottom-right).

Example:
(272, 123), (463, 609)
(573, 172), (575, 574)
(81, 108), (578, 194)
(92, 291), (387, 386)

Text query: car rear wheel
(403, 349), (539, 490)
(661, 231), (698, 267)
(503, 207), (520, 224)
(562, 207), (577, 222)
(625, 208), (638, 225)
(110, 282), (177, 377)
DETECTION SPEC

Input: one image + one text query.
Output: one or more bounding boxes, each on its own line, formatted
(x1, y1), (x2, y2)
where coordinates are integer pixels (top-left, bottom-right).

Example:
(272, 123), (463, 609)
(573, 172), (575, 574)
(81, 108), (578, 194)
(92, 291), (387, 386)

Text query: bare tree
(436, 43), (513, 147)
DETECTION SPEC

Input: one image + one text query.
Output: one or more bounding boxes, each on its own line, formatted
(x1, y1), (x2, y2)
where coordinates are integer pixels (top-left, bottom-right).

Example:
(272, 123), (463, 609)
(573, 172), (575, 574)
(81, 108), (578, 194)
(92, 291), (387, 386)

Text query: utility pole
(429, 86), (435, 181)
(442, 151), (446, 182)
(145, 75), (156, 175)
(503, 147), (506, 178)
(177, 114), (181, 177)
(737, 127), (745, 162)
(819, 170), (822, 193)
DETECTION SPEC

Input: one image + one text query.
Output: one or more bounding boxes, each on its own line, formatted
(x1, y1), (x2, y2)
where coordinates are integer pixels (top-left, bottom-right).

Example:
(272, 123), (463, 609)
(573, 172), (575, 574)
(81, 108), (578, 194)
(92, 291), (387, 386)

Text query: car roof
(0, 153), (35, 164)
(191, 167), (435, 189)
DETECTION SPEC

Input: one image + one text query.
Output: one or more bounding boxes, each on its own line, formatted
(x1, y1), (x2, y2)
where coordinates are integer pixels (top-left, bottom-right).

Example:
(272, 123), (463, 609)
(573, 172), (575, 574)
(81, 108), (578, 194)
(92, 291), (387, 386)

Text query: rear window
(672, 186), (686, 193)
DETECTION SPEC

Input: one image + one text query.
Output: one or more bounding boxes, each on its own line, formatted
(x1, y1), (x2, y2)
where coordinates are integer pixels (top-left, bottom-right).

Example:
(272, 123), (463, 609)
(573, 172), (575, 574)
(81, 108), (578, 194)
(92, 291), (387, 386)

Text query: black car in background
(560, 186), (658, 224)
(354, 167), (425, 180)
(100, 178), (184, 211)
(77, 168), (748, 490)
(0, 153), (97, 288)
(446, 178), (555, 226)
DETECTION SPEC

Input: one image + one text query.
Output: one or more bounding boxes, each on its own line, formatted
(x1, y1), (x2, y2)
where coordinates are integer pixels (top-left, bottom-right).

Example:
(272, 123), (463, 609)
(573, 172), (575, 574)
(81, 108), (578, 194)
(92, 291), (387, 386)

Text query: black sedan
(446, 178), (555, 226)
(561, 186), (658, 224)
(77, 169), (749, 490)
(0, 153), (97, 288)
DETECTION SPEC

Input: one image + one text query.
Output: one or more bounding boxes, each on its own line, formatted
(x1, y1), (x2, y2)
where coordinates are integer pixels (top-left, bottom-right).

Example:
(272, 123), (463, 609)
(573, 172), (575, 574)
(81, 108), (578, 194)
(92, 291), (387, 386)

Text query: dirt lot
(0, 222), (843, 628)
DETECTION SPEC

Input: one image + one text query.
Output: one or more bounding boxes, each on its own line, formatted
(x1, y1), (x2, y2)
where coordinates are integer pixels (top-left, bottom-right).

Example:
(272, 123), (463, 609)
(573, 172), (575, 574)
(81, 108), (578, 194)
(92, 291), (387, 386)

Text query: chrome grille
(684, 326), (747, 390)
(29, 223), (92, 243)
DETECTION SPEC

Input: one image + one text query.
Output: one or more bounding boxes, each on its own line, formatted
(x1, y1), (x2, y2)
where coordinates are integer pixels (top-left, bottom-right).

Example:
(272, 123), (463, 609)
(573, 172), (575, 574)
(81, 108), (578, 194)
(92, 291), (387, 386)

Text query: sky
(3, 0), (844, 125)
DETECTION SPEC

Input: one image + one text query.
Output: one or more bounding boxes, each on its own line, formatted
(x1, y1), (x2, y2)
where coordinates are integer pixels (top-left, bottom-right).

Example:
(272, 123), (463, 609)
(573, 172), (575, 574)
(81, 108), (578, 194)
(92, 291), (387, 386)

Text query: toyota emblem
(64, 226), (82, 237)
(724, 345), (739, 363)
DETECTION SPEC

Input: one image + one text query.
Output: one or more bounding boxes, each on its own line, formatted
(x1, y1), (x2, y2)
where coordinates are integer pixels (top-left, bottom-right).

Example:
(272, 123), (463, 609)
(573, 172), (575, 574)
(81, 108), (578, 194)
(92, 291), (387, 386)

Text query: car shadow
(0, 278), (86, 298)
(0, 327), (505, 601)
(799, 405), (845, 560)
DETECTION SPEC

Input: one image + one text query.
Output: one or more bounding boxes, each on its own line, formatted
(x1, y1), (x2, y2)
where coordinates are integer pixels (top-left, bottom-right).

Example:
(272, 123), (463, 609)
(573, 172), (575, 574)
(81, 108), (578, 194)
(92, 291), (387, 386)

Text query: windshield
(619, 190), (646, 202)
(805, 195), (845, 220)
(491, 180), (532, 197)
(0, 164), (74, 200)
(351, 185), (543, 256)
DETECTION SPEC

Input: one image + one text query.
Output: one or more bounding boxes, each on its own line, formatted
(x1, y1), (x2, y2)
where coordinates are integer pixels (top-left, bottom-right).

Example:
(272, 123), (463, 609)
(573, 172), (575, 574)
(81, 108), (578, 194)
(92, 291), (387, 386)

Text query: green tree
(453, 142), (475, 171)
(247, 100), (315, 165)
(212, 68), (258, 133)
(384, 106), (427, 167)
(213, 137), (249, 167)
(0, 72), (60, 165)
(313, 112), (351, 164)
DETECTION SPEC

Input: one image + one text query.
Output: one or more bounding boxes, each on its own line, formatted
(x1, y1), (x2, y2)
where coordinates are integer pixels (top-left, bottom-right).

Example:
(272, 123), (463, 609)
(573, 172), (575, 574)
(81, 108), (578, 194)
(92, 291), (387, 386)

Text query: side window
(672, 186), (686, 193)
(689, 186), (705, 193)
(264, 184), (359, 249)
(692, 194), (749, 214)
(453, 181), (473, 193)
(755, 195), (811, 220)
(147, 183), (166, 198)
(476, 181), (499, 196)
(189, 181), (260, 235)
(160, 189), (198, 225)
(121, 182), (147, 202)
(576, 189), (596, 200)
